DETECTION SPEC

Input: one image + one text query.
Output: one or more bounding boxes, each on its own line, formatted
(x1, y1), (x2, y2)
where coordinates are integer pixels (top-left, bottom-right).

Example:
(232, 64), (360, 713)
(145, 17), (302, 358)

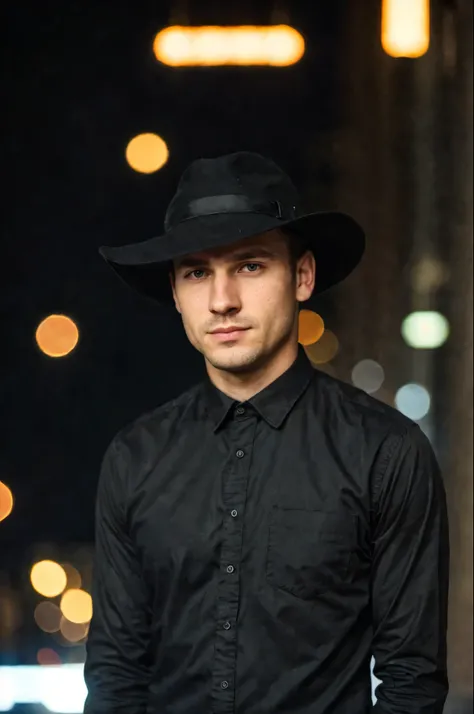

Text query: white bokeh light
(401, 311), (450, 349)
(351, 359), (385, 394)
(395, 383), (431, 420)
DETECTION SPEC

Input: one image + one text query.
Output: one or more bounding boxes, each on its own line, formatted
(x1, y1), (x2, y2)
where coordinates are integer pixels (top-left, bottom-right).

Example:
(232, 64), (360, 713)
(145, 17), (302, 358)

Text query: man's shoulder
(313, 368), (417, 438)
(110, 381), (203, 450)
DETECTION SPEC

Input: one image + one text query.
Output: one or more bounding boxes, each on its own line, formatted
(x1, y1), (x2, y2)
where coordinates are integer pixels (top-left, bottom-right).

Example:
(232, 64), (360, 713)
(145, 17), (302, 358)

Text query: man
(83, 152), (449, 713)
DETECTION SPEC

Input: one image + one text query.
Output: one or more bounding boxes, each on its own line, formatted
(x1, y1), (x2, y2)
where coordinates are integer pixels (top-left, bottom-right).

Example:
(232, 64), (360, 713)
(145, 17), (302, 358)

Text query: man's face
(170, 229), (315, 374)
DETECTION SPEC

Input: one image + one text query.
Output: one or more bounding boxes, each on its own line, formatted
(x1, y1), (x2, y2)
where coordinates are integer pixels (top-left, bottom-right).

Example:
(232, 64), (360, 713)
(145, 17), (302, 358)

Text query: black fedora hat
(99, 151), (365, 306)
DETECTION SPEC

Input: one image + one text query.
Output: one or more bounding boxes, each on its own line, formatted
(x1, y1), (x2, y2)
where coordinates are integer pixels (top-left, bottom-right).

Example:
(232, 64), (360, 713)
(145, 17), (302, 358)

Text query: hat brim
(99, 211), (365, 306)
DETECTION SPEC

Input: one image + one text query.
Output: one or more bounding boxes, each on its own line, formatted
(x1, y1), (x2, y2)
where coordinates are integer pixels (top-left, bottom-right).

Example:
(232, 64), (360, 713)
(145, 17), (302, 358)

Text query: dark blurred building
(330, 1), (473, 709)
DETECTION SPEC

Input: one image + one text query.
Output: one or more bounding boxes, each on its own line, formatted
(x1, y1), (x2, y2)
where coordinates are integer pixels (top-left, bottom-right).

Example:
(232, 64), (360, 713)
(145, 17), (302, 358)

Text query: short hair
(280, 228), (310, 275)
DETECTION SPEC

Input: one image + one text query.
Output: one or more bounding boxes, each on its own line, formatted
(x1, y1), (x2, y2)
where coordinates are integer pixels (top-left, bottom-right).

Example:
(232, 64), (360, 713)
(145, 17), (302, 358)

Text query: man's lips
(210, 327), (250, 341)
(211, 327), (248, 334)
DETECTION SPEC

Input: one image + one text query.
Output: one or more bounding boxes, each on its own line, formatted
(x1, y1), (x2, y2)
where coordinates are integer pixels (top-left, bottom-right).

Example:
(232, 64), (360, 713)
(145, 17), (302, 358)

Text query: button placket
(211, 412), (258, 711)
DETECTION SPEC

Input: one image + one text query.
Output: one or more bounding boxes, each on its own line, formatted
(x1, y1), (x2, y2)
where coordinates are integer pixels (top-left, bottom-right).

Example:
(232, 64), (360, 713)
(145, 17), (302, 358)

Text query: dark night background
(1, 1), (472, 712)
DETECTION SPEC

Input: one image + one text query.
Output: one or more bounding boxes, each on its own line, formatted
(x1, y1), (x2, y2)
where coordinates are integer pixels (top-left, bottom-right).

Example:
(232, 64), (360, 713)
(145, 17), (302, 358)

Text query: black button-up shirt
(83, 345), (449, 714)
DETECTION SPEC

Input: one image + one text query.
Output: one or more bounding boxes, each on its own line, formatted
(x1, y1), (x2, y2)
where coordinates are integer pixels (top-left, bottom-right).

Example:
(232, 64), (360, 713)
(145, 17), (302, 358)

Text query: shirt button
(236, 406), (245, 415)
(226, 565), (234, 573)
(231, 509), (238, 518)
(223, 621), (231, 630)
(221, 680), (229, 689)
(236, 449), (245, 458)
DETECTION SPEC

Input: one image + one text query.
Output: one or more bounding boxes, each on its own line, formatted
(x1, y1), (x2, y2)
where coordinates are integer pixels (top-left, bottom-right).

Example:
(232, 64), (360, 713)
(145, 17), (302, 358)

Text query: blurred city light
(35, 315), (79, 358)
(125, 133), (169, 173)
(351, 359), (385, 394)
(304, 329), (339, 364)
(30, 561), (67, 598)
(0, 670), (14, 711)
(34, 601), (62, 633)
(0, 481), (14, 522)
(298, 310), (325, 345)
(37, 648), (61, 666)
(0, 664), (87, 713)
(60, 588), (92, 624)
(61, 563), (82, 590)
(381, 0), (430, 58)
(153, 25), (305, 67)
(401, 310), (450, 348)
(395, 383), (431, 420)
(0, 588), (22, 636)
(410, 256), (449, 294)
(60, 616), (89, 643)
(0, 661), (382, 711)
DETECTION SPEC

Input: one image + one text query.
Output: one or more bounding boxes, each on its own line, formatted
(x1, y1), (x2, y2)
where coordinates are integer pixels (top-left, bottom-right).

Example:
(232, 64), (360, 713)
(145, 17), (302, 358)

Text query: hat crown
(164, 151), (301, 231)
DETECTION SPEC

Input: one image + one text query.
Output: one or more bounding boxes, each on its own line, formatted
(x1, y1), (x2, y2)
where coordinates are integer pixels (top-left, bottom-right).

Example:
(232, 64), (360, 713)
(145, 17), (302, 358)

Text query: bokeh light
(381, 0), (430, 58)
(0, 587), (22, 637)
(298, 310), (325, 345)
(351, 359), (385, 394)
(0, 482), (14, 522)
(60, 616), (89, 643)
(60, 588), (93, 624)
(153, 25), (305, 67)
(61, 563), (82, 590)
(125, 133), (169, 173)
(30, 561), (67, 598)
(37, 648), (62, 666)
(395, 383), (431, 420)
(304, 330), (339, 364)
(401, 311), (450, 349)
(35, 315), (79, 358)
(410, 256), (449, 293)
(0, 674), (14, 712)
(34, 601), (62, 633)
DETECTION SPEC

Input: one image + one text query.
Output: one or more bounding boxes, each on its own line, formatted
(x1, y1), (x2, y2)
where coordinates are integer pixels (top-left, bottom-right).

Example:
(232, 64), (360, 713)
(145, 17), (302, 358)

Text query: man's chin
(205, 346), (259, 373)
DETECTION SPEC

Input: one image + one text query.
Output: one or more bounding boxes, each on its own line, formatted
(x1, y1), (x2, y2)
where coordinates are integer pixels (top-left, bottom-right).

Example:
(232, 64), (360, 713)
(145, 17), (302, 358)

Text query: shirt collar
(202, 344), (315, 432)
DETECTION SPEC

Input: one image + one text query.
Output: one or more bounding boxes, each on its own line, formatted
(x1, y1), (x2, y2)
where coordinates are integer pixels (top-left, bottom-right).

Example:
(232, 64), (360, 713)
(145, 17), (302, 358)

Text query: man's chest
(127, 420), (373, 602)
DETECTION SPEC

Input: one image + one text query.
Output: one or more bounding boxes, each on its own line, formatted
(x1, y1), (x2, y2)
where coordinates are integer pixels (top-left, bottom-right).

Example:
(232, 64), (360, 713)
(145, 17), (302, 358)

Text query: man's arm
(83, 437), (152, 714)
(371, 424), (450, 713)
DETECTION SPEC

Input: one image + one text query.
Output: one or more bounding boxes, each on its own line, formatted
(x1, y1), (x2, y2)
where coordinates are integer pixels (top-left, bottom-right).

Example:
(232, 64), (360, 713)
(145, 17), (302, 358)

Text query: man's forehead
(173, 229), (287, 265)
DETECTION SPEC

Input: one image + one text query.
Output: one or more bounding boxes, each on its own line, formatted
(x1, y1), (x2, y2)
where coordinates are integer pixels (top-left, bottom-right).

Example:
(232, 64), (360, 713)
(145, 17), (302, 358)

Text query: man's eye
(184, 263), (262, 279)
(242, 263), (261, 272)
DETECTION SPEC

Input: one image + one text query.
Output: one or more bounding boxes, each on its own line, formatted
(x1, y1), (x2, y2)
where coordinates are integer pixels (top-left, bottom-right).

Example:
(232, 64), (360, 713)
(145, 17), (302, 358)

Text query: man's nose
(208, 273), (241, 314)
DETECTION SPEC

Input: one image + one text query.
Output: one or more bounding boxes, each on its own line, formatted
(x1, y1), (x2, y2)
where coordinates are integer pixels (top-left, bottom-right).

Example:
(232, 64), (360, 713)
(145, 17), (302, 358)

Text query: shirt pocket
(265, 506), (357, 600)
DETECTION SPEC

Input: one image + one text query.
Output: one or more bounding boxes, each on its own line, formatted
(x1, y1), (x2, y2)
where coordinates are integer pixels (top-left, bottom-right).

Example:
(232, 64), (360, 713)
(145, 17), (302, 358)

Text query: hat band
(165, 194), (296, 231)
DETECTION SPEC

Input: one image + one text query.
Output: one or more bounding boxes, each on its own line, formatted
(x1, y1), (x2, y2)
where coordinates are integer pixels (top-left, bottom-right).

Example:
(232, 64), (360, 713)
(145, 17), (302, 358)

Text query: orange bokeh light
(125, 133), (169, 174)
(30, 560), (68, 598)
(0, 482), (14, 522)
(298, 310), (325, 346)
(60, 588), (93, 624)
(382, 0), (430, 58)
(304, 329), (339, 364)
(153, 25), (305, 67)
(35, 314), (79, 358)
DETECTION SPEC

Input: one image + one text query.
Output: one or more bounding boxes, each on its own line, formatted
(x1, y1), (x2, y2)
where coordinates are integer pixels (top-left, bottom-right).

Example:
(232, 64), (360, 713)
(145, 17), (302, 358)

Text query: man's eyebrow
(175, 247), (278, 269)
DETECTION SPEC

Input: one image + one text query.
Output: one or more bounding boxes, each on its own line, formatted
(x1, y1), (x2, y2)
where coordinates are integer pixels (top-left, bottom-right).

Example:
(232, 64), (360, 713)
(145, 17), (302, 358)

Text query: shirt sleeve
(83, 437), (152, 714)
(370, 424), (450, 713)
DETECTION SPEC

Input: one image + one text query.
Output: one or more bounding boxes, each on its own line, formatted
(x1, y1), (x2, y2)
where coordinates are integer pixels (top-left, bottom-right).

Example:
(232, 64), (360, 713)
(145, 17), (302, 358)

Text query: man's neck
(205, 341), (299, 403)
